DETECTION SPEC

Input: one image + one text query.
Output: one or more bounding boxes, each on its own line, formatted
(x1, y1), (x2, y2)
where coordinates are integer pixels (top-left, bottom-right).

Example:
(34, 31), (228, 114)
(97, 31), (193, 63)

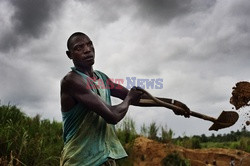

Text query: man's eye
(75, 45), (82, 51)
(88, 42), (93, 47)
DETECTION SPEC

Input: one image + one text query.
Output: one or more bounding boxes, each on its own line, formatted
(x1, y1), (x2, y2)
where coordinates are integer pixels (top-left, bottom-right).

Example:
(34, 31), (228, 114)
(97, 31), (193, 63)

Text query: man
(60, 32), (190, 166)
(230, 157), (235, 166)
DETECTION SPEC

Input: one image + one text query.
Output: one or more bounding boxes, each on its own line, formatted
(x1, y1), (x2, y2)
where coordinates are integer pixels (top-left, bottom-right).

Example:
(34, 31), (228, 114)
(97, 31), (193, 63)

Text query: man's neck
(75, 66), (94, 78)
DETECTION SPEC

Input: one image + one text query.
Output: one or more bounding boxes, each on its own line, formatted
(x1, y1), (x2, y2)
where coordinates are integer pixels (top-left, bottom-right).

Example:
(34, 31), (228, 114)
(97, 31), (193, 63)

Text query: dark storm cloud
(0, 0), (64, 52)
(133, 0), (216, 25)
(230, 0), (250, 17)
(0, 0), (249, 134)
(0, 58), (44, 108)
(76, 0), (131, 24)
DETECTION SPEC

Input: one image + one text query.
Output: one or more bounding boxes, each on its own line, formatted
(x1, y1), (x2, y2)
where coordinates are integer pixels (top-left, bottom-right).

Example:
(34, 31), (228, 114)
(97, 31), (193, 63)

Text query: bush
(0, 104), (63, 165)
(191, 138), (201, 149)
(239, 137), (250, 152)
(161, 151), (190, 166)
(116, 116), (138, 145)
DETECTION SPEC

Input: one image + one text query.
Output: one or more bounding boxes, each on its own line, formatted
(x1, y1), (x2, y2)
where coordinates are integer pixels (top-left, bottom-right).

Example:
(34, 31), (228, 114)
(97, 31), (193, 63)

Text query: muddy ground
(130, 136), (250, 166)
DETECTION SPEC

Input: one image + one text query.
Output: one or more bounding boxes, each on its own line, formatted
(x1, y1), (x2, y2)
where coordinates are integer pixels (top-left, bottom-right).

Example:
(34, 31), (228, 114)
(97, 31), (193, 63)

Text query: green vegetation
(116, 116), (137, 145)
(0, 104), (249, 165)
(174, 131), (250, 152)
(0, 104), (63, 165)
(161, 151), (190, 166)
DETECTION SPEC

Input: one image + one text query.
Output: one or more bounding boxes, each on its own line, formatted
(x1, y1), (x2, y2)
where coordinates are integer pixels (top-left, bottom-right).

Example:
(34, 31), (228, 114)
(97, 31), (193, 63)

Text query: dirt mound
(130, 137), (250, 166)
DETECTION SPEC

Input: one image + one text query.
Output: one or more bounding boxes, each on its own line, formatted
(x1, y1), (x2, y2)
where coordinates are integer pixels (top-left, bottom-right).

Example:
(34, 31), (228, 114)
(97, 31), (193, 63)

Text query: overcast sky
(0, 0), (249, 137)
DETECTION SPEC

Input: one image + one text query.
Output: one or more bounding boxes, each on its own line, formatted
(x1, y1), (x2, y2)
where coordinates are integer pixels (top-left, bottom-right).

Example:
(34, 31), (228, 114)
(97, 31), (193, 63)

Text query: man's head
(66, 32), (95, 68)
(67, 32), (88, 51)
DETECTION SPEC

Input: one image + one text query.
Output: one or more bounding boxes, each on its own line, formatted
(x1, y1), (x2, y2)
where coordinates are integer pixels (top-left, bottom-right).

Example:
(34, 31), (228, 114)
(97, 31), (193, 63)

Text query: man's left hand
(172, 100), (190, 118)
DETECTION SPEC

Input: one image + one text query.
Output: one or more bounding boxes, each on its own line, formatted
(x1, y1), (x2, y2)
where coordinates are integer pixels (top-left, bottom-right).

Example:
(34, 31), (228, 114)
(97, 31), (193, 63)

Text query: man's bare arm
(110, 82), (172, 106)
(61, 73), (141, 124)
(109, 82), (190, 117)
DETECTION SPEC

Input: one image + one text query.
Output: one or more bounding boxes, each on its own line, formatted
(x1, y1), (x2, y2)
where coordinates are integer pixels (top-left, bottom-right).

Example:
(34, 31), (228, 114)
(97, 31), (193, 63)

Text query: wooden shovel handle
(137, 88), (217, 123)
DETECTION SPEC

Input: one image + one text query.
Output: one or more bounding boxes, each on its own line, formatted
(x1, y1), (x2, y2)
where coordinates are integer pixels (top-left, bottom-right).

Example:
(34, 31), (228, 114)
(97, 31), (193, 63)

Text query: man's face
(69, 35), (95, 68)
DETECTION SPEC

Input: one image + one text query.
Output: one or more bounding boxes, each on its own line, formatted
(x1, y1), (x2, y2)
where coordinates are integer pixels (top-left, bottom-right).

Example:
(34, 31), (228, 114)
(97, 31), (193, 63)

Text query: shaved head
(67, 32), (89, 50)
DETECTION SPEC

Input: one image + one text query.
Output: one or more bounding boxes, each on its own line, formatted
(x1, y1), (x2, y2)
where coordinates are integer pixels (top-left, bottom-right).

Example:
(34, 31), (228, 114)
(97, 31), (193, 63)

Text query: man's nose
(83, 45), (91, 53)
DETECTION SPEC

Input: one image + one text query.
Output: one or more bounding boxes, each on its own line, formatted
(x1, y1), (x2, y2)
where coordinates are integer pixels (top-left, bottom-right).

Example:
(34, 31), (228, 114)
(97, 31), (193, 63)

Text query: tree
(161, 125), (174, 143)
(148, 122), (159, 140)
(140, 123), (148, 137)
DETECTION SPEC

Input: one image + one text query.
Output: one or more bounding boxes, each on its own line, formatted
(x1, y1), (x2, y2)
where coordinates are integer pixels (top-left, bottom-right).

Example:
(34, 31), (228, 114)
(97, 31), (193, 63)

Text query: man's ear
(66, 51), (72, 59)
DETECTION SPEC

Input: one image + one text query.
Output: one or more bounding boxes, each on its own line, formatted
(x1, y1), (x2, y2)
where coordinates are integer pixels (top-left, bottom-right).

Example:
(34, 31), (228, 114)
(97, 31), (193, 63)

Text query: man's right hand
(171, 100), (190, 118)
(127, 86), (144, 105)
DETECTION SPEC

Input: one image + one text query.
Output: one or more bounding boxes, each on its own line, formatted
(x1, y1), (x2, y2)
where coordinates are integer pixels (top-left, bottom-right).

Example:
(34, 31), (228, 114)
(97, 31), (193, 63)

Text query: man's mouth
(85, 55), (94, 60)
(85, 57), (94, 61)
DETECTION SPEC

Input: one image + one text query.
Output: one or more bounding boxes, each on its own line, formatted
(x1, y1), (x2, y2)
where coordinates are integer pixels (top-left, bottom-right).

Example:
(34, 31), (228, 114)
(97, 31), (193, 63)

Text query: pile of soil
(130, 136), (250, 166)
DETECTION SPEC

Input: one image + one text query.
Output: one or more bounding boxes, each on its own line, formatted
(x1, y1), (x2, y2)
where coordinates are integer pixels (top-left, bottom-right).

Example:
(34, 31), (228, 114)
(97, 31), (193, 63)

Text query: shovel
(136, 88), (239, 131)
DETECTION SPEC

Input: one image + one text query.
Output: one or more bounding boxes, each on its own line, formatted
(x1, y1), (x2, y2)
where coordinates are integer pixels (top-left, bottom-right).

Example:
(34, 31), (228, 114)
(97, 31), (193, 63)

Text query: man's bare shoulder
(61, 71), (77, 84)
(61, 71), (75, 88)
(61, 71), (86, 91)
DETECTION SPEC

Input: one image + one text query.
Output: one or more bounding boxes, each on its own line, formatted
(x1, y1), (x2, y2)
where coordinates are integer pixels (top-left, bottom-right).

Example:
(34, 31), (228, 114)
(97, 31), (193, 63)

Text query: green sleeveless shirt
(60, 68), (127, 166)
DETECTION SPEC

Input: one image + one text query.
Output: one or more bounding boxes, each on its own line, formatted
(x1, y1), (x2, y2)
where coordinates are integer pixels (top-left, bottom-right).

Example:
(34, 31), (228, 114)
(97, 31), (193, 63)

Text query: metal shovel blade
(208, 111), (239, 131)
